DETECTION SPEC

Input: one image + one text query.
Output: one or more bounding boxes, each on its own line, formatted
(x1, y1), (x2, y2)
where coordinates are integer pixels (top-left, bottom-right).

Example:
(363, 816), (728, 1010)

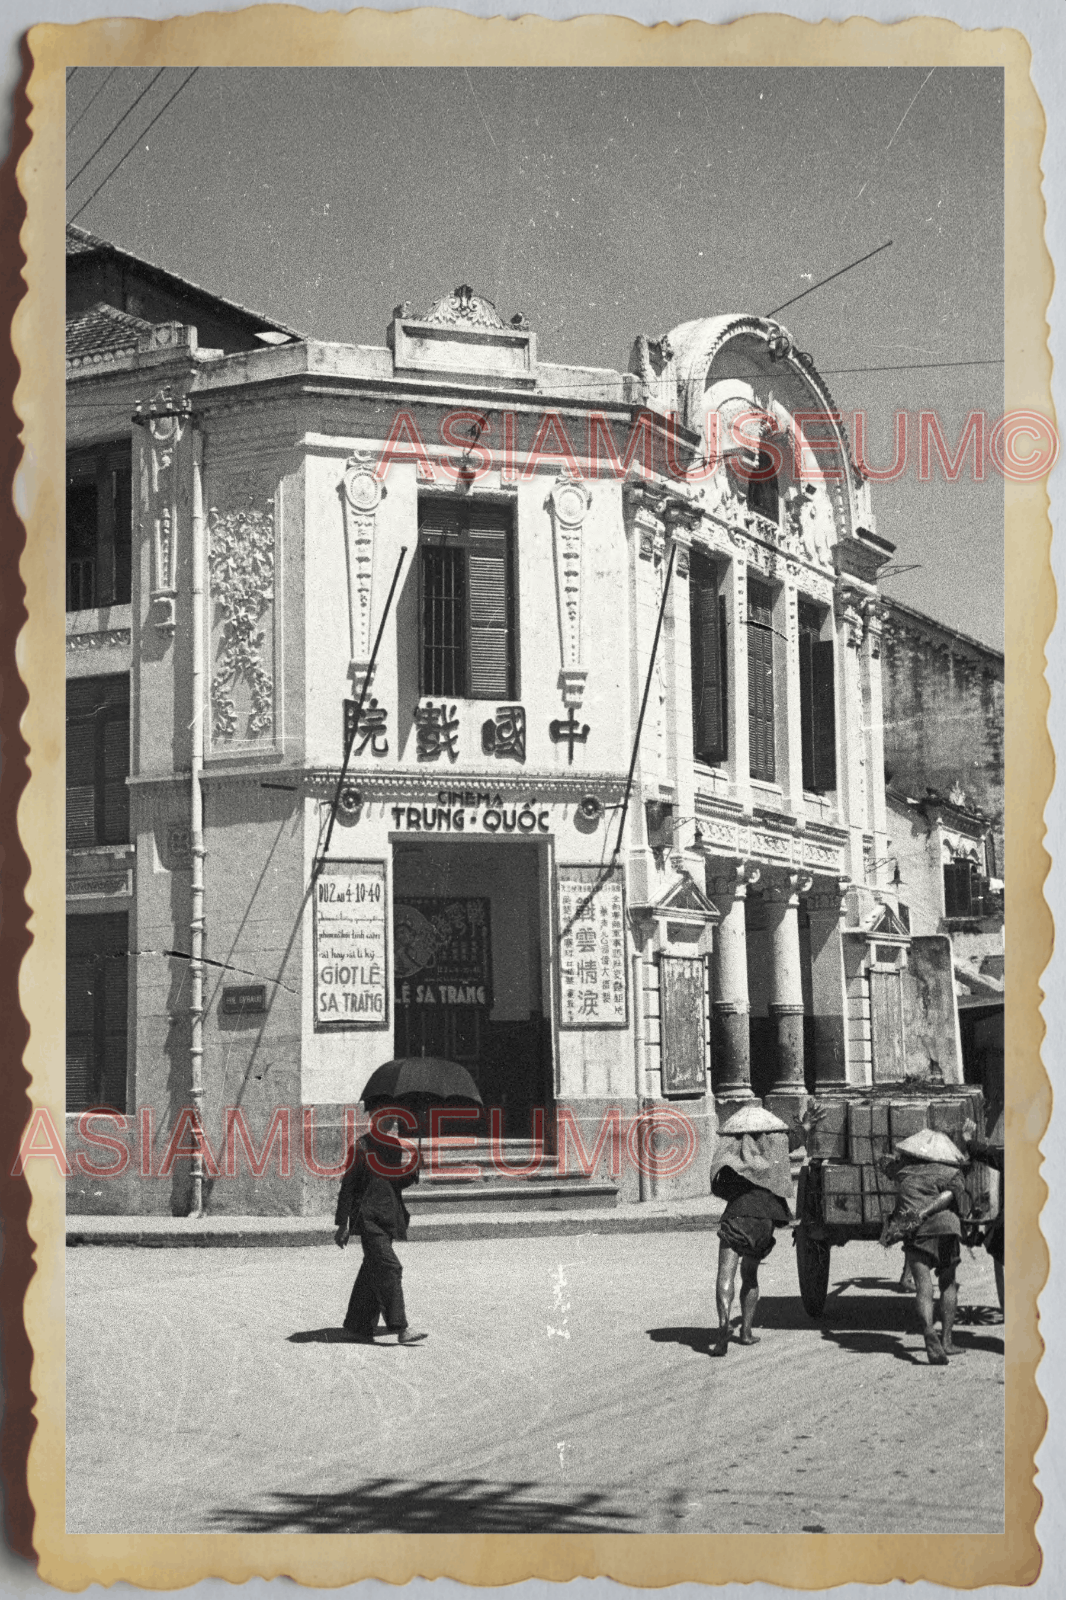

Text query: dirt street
(66, 1231), (1003, 1535)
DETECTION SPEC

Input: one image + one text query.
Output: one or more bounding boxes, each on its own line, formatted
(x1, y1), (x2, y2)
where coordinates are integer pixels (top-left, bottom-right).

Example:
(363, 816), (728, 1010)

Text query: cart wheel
(796, 1225), (831, 1317)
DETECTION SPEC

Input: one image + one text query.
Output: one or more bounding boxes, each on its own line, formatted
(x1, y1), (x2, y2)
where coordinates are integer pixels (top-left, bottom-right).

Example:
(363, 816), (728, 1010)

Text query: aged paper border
(14, 9), (1051, 1589)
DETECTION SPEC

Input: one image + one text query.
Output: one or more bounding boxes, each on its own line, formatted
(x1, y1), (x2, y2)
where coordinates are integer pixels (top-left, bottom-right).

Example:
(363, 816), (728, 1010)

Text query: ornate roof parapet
(388, 285), (537, 385)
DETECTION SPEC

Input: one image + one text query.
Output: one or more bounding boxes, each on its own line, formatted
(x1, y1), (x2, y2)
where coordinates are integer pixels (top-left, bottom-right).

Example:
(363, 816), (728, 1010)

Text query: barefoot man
(709, 1105), (818, 1356)
(881, 1129), (971, 1365)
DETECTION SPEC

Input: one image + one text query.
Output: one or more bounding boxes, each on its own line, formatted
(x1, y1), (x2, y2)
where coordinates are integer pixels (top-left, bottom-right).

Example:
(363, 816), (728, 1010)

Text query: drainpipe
(189, 425), (206, 1217)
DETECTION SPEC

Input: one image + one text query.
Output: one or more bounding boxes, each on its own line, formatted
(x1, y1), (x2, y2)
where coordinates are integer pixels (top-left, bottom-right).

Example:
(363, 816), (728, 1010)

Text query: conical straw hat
(719, 1105), (789, 1136)
(895, 1128), (966, 1166)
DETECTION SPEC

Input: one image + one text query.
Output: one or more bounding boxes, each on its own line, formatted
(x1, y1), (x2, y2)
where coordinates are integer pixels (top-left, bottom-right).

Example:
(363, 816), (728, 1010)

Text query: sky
(66, 65), (1004, 647)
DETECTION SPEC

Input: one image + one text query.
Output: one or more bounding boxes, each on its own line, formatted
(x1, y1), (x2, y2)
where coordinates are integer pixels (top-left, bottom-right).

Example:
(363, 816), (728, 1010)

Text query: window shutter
(747, 581), (775, 782)
(467, 548), (511, 698)
(944, 859), (973, 918)
(691, 566), (726, 762)
(102, 714), (130, 844)
(811, 638), (837, 791)
(113, 465), (133, 606)
(799, 627), (816, 791)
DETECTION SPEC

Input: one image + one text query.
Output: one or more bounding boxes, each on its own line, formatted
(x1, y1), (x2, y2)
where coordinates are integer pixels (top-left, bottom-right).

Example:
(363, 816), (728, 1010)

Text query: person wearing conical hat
(708, 1102), (823, 1357)
(881, 1129), (971, 1365)
(962, 1114), (1004, 1316)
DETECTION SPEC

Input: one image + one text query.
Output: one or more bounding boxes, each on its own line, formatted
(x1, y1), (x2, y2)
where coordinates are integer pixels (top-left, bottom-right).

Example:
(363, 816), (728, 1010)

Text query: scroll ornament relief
(548, 477), (593, 708)
(208, 500), (275, 741)
(341, 454), (386, 696)
(138, 384), (191, 634)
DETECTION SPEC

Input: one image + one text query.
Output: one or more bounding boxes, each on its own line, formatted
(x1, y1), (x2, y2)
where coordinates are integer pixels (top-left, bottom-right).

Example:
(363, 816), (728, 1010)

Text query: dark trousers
(344, 1230), (407, 1334)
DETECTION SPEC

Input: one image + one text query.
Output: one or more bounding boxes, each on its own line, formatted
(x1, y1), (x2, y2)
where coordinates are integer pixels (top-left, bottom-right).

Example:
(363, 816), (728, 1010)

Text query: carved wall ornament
(67, 628), (132, 653)
(208, 499), (275, 742)
(547, 476), (593, 708)
(340, 453), (386, 694)
(836, 584), (866, 649)
(422, 285), (506, 330)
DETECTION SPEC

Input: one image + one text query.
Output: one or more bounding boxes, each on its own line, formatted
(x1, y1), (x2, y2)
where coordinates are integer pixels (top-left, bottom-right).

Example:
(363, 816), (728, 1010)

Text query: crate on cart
(794, 1087), (986, 1317)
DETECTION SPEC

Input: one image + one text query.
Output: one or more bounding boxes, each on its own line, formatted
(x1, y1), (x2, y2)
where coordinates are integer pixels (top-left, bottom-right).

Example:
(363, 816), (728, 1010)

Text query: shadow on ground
(648, 1289), (1003, 1364)
(207, 1477), (637, 1533)
(289, 1328), (355, 1344)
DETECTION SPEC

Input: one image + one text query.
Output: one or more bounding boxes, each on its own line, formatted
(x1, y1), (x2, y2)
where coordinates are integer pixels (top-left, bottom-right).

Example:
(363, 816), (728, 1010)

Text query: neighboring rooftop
(66, 301), (154, 365)
(66, 222), (303, 355)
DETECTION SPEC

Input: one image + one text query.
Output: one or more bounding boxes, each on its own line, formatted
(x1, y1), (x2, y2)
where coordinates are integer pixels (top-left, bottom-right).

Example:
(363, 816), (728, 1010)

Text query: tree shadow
(207, 1477), (638, 1533)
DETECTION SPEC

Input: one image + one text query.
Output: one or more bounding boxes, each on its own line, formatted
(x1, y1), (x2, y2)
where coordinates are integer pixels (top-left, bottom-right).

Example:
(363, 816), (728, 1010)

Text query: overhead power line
(818, 358), (1004, 376)
(766, 240), (893, 319)
(67, 67), (118, 138)
(66, 67), (165, 191)
(70, 69), (200, 224)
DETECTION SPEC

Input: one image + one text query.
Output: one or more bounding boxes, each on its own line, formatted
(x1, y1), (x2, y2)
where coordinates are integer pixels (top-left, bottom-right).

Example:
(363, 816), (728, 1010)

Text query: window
(730, 448), (779, 524)
(944, 855), (989, 919)
(689, 551), (727, 765)
(419, 502), (516, 699)
(67, 676), (130, 848)
(67, 913), (128, 1111)
(798, 600), (837, 792)
(67, 441), (132, 613)
(747, 576), (776, 782)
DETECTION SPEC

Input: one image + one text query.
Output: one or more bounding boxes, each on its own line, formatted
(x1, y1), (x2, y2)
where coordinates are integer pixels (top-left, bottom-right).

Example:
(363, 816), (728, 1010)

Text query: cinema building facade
(65, 245), (966, 1214)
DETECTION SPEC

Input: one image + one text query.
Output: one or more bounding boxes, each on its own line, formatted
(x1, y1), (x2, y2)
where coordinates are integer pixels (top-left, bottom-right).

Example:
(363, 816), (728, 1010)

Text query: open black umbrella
(360, 1056), (483, 1107)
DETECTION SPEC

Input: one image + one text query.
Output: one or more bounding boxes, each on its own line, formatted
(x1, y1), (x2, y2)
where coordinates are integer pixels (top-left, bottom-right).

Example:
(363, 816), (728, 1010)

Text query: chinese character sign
(313, 861), (389, 1030)
(557, 866), (627, 1028)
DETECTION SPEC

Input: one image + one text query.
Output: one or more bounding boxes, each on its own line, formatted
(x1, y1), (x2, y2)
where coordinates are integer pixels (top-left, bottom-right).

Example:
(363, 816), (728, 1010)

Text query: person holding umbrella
(333, 1056), (483, 1345)
(334, 1105), (427, 1346)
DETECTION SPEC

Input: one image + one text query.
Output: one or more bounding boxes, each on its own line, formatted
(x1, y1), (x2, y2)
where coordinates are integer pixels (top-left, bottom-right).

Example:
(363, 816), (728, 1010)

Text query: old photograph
(49, 53), (1022, 1546)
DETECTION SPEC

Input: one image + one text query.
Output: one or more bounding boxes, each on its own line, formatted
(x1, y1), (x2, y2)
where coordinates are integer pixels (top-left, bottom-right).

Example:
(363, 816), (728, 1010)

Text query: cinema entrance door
(391, 839), (552, 1141)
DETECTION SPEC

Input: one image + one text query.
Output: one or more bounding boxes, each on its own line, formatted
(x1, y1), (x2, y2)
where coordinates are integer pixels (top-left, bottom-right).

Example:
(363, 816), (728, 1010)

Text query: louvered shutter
(944, 859), (973, 918)
(66, 953), (98, 1110)
(102, 713), (130, 844)
(690, 565), (726, 762)
(67, 719), (98, 848)
(811, 639), (836, 791)
(467, 543), (511, 698)
(101, 950), (129, 1107)
(113, 464), (133, 606)
(747, 580), (775, 782)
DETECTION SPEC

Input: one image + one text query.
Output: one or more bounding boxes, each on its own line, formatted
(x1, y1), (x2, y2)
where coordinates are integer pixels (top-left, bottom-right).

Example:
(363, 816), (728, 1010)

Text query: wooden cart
(793, 1088), (993, 1317)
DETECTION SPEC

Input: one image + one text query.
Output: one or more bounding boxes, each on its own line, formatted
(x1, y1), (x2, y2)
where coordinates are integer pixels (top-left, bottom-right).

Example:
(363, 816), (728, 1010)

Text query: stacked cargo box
(802, 1090), (989, 1230)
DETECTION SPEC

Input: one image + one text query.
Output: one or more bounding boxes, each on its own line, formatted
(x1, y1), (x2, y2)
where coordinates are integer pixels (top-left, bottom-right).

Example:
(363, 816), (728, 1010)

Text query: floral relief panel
(207, 489), (280, 753)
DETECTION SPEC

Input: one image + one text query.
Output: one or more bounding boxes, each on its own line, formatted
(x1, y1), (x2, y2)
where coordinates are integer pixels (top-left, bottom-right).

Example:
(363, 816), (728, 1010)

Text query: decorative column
(806, 879), (851, 1088)
(341, 452), (386, 700)
(834, 582), (868, 887)
(548, 476), (592, 707)
(708, 862), (759, 1109)
(862, 599), (890, 877)
(136, 384), (192, 636)
(765, 870), (813, 1117)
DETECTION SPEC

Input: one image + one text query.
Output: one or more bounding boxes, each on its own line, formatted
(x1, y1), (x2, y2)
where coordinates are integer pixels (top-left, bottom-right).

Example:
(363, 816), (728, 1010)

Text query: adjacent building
(66, 229), (974, 1214)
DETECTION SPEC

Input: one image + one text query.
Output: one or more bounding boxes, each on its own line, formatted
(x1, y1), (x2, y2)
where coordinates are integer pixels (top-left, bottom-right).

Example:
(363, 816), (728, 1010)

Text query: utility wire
(67, 67), (77, 83)
(818, 358), (1003, 376)
(66, 67), (165, 191)
(67, 67), (118, 139)
(70, 69), (200, 223)
(766, 240), (893, 319)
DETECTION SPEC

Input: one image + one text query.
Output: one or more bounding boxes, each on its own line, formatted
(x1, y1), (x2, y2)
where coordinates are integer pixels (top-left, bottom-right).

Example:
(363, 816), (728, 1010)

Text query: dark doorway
(392, 841), (551, 1141)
